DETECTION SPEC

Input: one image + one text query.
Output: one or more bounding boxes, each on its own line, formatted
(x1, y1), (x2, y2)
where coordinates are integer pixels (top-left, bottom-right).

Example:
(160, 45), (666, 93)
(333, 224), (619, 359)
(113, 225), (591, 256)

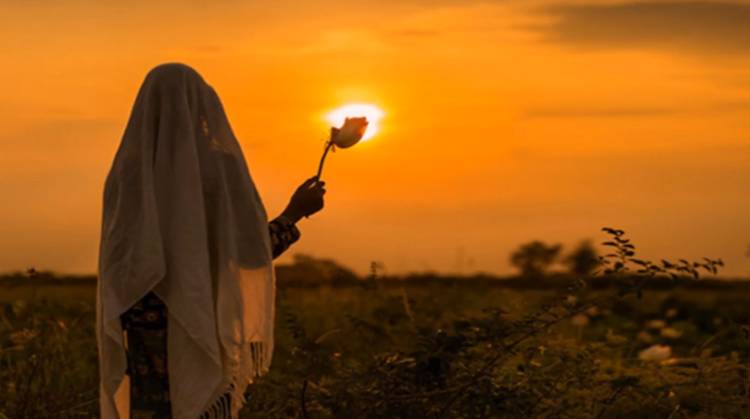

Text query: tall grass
(1, 229), (748, 418)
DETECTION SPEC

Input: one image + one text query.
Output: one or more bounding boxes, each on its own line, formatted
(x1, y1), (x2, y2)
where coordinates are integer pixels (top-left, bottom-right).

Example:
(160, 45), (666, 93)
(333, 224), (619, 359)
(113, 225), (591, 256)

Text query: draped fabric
(97, 63), (276, 419)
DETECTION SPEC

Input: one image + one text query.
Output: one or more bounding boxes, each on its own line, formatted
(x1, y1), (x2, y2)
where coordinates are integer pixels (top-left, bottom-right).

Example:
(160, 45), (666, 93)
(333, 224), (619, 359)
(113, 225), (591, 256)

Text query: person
(97, 63), (325, 419)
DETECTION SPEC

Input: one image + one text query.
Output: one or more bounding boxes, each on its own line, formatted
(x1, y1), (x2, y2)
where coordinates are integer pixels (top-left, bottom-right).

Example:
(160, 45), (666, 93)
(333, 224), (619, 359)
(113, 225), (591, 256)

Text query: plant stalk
(315, 140), (334, 180)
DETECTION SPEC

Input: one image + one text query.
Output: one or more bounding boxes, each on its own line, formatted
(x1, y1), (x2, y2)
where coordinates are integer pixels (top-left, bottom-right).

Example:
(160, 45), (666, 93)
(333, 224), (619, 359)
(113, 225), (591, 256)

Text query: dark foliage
(564, 240), (599, 277)
(509, 241), (562, 277)
(1, 228), (744, 419)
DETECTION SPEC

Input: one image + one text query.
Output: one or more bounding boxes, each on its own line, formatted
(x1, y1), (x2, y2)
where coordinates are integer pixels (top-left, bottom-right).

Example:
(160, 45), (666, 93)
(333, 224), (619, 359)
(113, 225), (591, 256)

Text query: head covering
(97, 63), (275, 419)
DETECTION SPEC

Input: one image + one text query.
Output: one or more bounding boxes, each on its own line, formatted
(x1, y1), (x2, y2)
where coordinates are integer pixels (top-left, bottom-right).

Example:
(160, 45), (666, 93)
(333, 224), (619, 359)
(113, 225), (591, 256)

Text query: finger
(299, 177), (318, 189)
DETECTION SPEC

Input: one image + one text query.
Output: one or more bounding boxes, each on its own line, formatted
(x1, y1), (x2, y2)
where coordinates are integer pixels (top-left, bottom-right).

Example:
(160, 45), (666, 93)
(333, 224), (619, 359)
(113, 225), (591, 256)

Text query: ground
(2, 274), (750, 418)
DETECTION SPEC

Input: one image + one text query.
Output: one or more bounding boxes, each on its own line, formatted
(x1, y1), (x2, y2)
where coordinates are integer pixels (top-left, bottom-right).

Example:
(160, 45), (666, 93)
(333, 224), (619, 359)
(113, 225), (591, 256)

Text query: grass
(0, 230), (746, 418)
(2, 274), (750, 418)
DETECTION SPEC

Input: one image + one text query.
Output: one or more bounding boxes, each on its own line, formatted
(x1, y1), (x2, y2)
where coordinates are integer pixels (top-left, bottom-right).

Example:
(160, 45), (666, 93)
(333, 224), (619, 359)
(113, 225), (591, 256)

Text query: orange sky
(1, 0), (749, 276)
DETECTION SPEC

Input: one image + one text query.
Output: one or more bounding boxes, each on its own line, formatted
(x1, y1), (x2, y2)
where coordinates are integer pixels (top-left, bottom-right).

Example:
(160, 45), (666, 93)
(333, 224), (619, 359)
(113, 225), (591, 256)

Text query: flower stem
(315, 140), (334, 180)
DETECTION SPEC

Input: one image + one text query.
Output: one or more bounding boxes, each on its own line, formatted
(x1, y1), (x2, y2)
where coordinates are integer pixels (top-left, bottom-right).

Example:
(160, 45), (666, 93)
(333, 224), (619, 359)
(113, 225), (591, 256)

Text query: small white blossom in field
(571, 314), (589, 327)
(605, 329), (628, 345)
(660, 357), (698, 367)
(645, 319), (667, 330)
(639, 344), (672, 361)
(586, 306), (600, 317)
(637, 331), (654, 343)
(10, 329), (39, 346)
(660, 327), (683, 339)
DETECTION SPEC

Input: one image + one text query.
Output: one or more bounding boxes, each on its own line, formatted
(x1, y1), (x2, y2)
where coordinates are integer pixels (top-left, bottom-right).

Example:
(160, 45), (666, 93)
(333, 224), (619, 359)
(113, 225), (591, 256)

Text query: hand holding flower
(282, 177), (326, 222)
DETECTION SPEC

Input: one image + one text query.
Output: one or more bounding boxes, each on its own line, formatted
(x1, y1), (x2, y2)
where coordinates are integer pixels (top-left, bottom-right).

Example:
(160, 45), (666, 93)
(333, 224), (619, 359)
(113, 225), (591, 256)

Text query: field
(2, 241), (750, 418)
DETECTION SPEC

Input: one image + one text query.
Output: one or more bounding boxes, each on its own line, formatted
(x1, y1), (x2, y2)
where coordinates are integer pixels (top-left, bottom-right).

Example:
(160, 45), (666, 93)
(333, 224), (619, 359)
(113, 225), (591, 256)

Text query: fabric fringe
(200, 393), (230, 419)
(201, 341), (269, 419)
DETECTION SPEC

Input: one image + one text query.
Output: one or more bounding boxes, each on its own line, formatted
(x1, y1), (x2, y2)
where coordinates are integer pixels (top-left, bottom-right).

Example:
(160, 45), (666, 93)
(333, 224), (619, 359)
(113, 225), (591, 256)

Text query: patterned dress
(120, 216), (299, 419)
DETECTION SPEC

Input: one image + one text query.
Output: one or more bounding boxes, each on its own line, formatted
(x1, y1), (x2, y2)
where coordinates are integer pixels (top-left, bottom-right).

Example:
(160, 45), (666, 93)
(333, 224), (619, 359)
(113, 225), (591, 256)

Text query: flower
(571, 314), (589, 327)
(605, 329), (628, 345)
(10, 328), (39, 346)
(315, 116), (371, 179)
(660, 327), (683, 339)
(637, 331), (653, 343)
(330, 117), (368, 148)
(586, 306), (600, 317)
(645, 319), (666, 330)
(638, 344), (672, 361)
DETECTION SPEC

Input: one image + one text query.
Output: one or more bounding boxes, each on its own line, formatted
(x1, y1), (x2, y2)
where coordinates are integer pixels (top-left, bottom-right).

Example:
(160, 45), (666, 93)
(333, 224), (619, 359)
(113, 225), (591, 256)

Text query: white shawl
(97, 63), (275, 419)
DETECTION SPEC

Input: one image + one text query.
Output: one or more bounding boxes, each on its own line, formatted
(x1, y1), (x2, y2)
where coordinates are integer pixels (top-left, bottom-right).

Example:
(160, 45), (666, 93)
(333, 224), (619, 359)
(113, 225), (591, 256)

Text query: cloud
(390, 28), (443, 39)
(536, 1), (750, 55)
(525, 101), (750, 118)
(526, 106), (678, 118)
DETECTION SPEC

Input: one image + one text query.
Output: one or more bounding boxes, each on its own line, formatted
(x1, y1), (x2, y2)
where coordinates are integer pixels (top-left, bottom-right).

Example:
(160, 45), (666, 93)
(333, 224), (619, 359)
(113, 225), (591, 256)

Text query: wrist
(281, 207), (303, 224)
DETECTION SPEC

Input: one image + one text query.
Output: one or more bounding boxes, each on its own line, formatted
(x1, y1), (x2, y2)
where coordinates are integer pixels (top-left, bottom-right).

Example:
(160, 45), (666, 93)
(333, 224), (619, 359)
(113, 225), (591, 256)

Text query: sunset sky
(1, 0), (749, 276)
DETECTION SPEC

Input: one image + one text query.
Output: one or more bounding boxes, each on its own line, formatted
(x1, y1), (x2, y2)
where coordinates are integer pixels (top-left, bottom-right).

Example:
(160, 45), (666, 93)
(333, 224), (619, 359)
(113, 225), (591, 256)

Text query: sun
(325, 103), (384, 141)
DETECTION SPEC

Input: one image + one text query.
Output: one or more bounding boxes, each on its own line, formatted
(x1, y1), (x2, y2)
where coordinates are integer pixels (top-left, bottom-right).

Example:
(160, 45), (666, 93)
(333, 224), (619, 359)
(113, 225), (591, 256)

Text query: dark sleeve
(268, 216), (301, 259)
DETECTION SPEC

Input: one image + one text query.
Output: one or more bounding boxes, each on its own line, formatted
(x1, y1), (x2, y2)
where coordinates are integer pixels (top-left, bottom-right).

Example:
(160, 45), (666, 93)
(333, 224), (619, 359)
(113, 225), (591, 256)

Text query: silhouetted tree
(509, 241), (562, 277)
(564, 240), (599, 276)
(276, 253), (359, 285)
